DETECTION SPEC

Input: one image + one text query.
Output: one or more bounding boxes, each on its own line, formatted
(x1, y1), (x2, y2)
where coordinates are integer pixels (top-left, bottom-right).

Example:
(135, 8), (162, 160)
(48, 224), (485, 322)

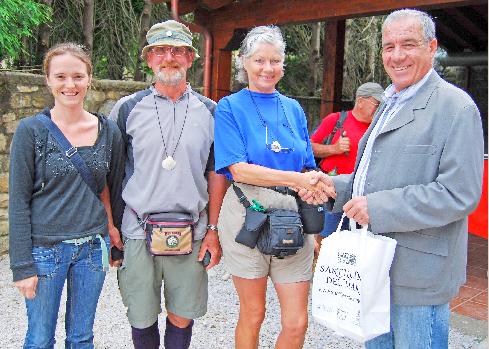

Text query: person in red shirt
(311, 82), (384, 241)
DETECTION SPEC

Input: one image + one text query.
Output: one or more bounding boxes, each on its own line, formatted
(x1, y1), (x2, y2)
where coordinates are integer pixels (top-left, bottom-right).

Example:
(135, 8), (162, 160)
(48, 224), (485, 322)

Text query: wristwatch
(206, 224), (218, 232)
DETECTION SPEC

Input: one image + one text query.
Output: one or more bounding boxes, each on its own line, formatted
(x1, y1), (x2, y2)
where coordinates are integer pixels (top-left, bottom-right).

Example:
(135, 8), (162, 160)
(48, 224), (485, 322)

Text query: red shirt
(310, 110), (370, 174)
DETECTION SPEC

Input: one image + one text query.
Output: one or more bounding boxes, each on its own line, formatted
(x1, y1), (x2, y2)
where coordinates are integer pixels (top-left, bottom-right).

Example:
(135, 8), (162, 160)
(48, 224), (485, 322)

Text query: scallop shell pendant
(162, 156), (176, 170)
(270, 140), (282, 153)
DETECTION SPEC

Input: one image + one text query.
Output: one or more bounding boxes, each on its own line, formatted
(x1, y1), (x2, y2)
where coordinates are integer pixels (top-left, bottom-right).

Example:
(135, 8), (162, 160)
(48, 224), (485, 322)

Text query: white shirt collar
(384, 68), (434, 103)
(150, 83), (191, 101)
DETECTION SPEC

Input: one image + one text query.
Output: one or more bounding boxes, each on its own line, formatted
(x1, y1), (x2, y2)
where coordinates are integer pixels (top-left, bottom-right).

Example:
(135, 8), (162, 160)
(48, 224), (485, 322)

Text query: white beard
(156, 68), (185, 86)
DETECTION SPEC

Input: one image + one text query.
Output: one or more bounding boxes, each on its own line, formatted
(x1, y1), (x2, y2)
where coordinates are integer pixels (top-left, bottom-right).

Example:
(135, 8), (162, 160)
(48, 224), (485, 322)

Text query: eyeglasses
(361, 97), (380, 108)
(151, 46), (189, 57)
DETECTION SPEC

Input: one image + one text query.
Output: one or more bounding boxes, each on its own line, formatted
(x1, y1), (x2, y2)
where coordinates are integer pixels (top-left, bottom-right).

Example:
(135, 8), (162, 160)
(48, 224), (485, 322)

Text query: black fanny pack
(232, 184), (304, 259)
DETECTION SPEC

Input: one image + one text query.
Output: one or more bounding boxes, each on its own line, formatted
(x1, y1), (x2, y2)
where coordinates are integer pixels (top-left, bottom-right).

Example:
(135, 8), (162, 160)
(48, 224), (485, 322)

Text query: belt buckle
(275, 186), (288, 195)
(65, 146), (77, 158)
(73, 238), (86, 246)
(65, 235), (92, 246)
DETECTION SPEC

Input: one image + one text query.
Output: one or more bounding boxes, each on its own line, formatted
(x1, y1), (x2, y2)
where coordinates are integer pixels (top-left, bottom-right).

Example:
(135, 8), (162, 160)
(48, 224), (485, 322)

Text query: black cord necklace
(248, 89), (295, 153)
(153, 94), (190, 170)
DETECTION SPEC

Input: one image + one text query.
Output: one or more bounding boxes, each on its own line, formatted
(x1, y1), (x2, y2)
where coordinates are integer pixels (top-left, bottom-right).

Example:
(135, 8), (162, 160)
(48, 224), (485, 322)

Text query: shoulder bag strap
(232, 183), (296, 209)
(231, 183), (251, 208)
(322, 110), (348, 145)
(36, 113), (98, 197)
(317, 110), (349, 168)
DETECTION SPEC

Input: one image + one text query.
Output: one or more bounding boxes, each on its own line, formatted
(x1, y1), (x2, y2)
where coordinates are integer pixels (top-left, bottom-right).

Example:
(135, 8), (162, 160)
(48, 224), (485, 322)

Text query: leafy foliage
(92, 0), (139, 79)
(276, 17), (389, 99)
(50, 0), (83, 45)
(2, 1), (388, 97)
(0, 0), (51, 61)
(279, 24), (316, 96)
(343, 16), (389, 99)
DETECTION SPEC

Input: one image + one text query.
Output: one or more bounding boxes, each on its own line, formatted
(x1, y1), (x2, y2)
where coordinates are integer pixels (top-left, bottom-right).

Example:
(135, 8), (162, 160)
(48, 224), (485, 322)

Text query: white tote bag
(312, 215), (397, 343)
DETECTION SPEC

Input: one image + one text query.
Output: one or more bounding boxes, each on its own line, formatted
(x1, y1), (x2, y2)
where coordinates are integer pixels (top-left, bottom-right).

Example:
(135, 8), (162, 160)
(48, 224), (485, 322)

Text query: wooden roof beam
(437, 20), (476, 51)
(444, 7), (487, 38)
(471, 3), (489, 16)
(207, 0), (483, 31)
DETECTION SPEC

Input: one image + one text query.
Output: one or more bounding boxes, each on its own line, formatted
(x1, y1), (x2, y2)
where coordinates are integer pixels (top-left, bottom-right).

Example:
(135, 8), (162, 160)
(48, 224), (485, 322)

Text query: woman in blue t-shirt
(214, 26), (332, 348)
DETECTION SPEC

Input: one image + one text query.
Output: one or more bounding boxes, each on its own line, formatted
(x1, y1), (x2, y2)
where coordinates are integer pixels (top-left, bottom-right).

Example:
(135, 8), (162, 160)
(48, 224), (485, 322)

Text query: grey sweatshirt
(8, 109), (125, 281)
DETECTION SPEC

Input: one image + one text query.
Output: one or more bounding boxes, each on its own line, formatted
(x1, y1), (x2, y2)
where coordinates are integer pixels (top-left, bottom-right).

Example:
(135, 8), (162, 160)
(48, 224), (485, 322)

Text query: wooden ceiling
(154, 0), (487, 53)
(429, 5), (487, 53)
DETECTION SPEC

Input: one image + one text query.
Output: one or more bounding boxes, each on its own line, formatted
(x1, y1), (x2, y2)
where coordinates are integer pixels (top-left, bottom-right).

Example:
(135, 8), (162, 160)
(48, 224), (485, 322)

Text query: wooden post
(320, 19), (345, 117)
(211, 31), (234, 102)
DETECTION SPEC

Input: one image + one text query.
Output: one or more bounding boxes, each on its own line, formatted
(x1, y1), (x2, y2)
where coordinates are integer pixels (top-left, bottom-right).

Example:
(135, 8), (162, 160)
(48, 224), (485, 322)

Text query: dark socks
(131, 321), (160, 349)
(164, 317), (194, 349)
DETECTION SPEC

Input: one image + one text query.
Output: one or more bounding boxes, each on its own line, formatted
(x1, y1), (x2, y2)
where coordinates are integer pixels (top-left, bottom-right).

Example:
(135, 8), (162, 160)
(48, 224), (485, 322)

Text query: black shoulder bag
(232, 184), (304, 259)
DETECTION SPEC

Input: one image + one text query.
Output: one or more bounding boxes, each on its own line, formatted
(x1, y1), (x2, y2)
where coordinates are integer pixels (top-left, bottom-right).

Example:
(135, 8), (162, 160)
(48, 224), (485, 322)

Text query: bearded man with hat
(311, 82), (384, 243)
(109, 20), (227, 349)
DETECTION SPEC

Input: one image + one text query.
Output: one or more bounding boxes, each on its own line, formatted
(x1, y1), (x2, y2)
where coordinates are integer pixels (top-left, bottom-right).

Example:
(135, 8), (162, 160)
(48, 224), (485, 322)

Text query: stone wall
(0, 71), (148, 255)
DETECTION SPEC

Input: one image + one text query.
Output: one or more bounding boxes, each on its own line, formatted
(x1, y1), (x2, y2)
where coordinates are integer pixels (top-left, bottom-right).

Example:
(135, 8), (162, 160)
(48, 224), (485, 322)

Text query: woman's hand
(14, 275), (38, 299)
(108, 225), (124, 267)
(108, 225), (123, 250)
(294, 171), (336, 204)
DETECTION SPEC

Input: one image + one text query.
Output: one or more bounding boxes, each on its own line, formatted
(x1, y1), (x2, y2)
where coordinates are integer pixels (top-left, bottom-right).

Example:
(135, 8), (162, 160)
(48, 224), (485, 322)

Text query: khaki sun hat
(356, 82), (384, 102)
(141, 20), (199, 59)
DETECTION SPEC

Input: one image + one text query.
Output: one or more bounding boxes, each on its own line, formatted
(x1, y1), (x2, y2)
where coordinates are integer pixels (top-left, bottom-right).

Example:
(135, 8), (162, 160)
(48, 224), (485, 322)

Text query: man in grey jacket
(316, 9), (484, 348)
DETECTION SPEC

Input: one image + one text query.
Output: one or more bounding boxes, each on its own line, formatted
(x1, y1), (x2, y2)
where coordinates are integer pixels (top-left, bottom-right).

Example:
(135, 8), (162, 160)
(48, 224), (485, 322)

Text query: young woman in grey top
(8, 43), (125, 348)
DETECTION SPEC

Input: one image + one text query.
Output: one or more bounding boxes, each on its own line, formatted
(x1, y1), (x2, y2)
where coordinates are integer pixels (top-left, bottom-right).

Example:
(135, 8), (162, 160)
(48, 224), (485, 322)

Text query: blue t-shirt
(215, 89), (315, 180)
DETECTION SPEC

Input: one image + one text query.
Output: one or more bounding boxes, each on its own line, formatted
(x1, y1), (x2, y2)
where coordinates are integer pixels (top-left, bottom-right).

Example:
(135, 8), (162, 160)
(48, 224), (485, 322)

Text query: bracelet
(206, 224), (218, 232)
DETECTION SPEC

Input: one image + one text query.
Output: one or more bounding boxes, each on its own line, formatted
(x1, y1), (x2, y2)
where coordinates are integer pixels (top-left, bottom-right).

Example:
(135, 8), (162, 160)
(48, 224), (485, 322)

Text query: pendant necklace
(153, 94), (190, 170)
(248, 89), (295, 153)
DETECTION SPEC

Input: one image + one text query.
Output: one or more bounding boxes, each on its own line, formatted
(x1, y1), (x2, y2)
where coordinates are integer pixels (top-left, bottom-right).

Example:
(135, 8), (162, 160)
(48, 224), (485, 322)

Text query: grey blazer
(330, 71), (484, 305)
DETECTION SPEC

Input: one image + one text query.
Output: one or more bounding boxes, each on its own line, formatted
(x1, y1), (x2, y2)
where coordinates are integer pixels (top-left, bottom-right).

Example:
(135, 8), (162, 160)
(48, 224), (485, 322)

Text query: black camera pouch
(235, 207), (268, 248)
(232, 183), (304, 258)
(297, 200), (325, 234)
(256, 209), (304, 258)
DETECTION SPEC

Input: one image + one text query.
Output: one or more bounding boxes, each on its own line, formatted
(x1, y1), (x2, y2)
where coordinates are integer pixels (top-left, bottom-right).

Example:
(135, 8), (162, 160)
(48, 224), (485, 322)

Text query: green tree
(0, 0), (51, 61)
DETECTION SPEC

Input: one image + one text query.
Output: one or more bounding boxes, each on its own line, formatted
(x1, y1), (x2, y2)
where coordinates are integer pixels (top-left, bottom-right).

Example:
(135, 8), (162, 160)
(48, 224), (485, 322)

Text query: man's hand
(14, 275), (38, 299)
(313, 172), (337, 199)
(313, 235), (321, 257)
(343, 196), (369, 225)
(108, 225), (123, 267)
(198, 230), (222, 271)
(334, 132), (350, 154)
(295, 171), (337, 204)
(304, 171), (330, 203)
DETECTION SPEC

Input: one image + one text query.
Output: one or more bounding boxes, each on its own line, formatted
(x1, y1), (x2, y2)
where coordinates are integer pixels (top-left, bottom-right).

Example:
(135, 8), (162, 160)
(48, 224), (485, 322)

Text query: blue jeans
(23, 236), (109, 349)
(365, 303), (449, 349)
(319, 211), (349, 238)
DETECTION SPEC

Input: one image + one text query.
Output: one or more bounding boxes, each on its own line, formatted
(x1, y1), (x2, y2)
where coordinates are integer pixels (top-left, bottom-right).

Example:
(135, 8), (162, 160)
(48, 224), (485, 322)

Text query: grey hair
(235, 25), (286, 84)
(383, 9), (436, 42)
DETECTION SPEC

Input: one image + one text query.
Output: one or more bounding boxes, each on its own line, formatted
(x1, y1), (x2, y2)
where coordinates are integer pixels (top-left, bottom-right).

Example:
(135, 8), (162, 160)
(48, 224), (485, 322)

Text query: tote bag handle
(335, 213), (368, 236)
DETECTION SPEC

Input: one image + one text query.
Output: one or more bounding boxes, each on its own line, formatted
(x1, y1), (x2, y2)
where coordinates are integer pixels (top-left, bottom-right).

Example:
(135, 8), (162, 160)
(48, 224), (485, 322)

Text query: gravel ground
(0, 254), (484, 348)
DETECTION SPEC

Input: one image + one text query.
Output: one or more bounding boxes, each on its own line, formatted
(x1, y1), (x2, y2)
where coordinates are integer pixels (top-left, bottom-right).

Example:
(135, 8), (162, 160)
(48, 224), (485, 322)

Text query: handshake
(292, 170), (336, 205)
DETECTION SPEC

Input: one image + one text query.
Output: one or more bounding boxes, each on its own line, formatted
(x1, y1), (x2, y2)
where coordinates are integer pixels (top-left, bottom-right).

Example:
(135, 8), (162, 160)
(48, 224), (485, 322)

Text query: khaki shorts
(218, 183), (314, 284)
(117, 239), (208, 329)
